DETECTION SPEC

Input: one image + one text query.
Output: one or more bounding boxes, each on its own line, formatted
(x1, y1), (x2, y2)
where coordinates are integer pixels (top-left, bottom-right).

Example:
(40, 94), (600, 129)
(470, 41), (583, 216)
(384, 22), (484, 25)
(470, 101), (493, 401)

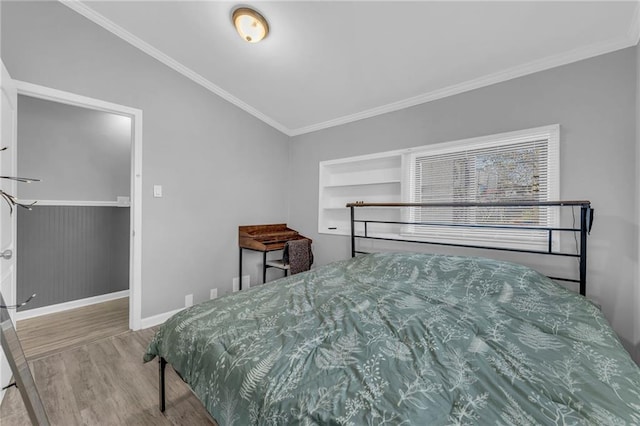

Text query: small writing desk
(238, 224), (311, 289)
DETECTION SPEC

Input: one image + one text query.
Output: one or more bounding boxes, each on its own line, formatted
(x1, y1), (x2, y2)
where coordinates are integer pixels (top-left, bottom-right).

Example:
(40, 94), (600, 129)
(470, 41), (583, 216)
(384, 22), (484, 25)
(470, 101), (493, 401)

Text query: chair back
(283, 239), (312, 275)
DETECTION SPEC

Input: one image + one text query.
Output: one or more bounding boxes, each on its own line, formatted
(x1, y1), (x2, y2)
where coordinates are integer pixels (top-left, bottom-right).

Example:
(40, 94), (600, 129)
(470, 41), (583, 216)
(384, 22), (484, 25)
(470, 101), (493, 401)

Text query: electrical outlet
(185, 294), (193, 307)
(232, 275), (250, 292)
(210, 288), (218, 299)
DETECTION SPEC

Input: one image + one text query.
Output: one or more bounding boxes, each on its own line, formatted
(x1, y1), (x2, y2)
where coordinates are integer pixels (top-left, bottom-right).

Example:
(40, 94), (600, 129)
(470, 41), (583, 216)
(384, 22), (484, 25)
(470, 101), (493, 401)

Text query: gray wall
(289, 47), (639, 357)
(17, 95), (131, 201)
(17, 206), (130, 310)
(1, 1), (290, 317)
(634, 43), (640, 363)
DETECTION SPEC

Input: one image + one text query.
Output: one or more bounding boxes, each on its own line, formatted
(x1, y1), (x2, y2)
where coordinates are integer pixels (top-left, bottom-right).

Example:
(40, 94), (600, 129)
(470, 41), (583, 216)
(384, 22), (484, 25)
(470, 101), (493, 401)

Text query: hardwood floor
(1, 301), (217, 425)
(16, 297), (130, 360)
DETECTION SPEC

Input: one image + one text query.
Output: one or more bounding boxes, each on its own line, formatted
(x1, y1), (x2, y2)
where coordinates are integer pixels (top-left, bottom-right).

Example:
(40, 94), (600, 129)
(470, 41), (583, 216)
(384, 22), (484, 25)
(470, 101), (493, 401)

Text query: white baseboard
(140, 307), (184, 329)
(15, 290), (130, 321)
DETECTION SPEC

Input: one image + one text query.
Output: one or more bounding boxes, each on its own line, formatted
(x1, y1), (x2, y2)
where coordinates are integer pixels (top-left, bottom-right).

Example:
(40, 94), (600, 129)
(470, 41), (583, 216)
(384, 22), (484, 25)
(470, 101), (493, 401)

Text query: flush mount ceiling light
(232, 7), (269, 43)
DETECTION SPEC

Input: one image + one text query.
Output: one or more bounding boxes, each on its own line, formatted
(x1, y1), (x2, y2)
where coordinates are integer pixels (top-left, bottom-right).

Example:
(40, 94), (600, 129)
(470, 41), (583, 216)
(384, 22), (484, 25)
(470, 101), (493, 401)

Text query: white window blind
(405, 125), (559, 250)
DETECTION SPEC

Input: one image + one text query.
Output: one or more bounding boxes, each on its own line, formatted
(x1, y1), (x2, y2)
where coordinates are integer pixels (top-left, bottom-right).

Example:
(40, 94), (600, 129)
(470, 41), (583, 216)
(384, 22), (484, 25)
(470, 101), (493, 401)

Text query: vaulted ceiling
(64, 1), (640, 136)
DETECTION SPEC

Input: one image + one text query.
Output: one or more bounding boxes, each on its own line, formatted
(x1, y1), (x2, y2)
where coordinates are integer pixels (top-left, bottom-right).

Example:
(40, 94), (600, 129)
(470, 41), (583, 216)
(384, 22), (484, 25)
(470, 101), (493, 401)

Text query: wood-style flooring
(0, 300), (216, 425)
(16, 297), (130, 360)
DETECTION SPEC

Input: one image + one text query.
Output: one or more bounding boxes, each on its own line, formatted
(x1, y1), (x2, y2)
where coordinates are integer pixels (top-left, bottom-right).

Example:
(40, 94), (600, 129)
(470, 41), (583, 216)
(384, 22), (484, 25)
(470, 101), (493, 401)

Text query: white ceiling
(65, 1), (640, 136)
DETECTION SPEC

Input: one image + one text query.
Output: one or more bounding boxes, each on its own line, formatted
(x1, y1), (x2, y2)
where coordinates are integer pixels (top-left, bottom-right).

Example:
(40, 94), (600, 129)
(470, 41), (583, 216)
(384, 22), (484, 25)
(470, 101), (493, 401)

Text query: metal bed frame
(158, 200), (593, 413)
(348, 200), (593, 296)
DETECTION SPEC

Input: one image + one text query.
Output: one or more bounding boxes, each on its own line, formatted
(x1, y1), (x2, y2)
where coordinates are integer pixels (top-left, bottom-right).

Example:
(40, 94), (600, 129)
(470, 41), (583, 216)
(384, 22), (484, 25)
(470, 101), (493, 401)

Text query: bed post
(350, 205), (355, 257)
(579, 204), (590, 296)
(159, 357), (167, 412)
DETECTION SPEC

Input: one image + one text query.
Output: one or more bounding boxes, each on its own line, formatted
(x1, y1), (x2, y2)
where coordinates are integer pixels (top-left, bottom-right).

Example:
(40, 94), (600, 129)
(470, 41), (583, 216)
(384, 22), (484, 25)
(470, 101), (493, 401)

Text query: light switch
(153, 185), (163, 198)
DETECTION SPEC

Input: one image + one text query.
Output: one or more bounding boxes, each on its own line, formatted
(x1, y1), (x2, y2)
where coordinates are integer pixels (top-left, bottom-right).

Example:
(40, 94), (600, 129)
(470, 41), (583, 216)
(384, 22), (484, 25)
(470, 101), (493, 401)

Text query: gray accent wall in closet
(17, 206), (130, 311)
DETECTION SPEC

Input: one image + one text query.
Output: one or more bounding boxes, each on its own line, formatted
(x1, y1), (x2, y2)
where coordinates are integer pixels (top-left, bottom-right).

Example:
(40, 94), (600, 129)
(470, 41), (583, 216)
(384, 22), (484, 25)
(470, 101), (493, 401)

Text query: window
(404, 125), (559, 250)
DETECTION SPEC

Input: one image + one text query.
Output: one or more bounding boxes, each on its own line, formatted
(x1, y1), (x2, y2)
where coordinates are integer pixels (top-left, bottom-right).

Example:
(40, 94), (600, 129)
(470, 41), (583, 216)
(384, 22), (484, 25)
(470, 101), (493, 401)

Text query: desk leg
(239, 248), (243, 291)
(263, 251), (267, 283)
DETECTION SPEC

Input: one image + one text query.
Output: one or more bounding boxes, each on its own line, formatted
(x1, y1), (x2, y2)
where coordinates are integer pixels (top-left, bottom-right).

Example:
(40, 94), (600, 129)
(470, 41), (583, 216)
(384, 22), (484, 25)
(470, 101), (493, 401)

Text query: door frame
(14, 81), (143, 330)
(1, 62), (19, 327)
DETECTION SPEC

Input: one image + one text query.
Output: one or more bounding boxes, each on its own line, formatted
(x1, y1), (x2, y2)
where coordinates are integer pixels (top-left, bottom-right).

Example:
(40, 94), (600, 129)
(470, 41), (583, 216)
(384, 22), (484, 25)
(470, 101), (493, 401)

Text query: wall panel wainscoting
(17, 205), (130, 311)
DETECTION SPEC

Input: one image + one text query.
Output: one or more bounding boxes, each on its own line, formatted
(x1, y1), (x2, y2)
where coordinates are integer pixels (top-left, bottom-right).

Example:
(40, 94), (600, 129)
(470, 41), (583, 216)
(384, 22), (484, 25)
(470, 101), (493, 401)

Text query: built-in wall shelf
(323, 179), (402, 188)
(319, 152), (403, 235)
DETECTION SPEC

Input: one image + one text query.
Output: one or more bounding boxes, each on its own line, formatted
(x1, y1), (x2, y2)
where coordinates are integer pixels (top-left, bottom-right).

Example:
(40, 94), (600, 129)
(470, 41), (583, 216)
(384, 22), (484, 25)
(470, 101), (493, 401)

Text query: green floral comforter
(144, 252), (640, 425)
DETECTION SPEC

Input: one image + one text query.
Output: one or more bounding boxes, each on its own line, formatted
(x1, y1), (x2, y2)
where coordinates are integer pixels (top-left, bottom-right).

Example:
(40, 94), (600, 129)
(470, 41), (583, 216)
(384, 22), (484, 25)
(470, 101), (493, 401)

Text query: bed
(144, 201), (640, 424)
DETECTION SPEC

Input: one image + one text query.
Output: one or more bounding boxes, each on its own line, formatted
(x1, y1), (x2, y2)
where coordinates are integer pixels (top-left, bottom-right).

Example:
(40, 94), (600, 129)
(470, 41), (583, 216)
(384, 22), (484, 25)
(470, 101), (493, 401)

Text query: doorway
(14, 81), (142, 331)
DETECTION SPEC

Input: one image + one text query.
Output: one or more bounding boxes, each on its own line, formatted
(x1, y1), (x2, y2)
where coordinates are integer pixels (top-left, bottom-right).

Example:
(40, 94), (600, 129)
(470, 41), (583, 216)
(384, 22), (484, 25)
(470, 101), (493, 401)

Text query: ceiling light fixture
(232, 7), (269, 43)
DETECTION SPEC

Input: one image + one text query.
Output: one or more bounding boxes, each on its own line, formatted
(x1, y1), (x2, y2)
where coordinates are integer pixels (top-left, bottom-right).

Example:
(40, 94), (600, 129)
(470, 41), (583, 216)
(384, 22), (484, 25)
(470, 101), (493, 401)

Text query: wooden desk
(238, 224), (311, 288)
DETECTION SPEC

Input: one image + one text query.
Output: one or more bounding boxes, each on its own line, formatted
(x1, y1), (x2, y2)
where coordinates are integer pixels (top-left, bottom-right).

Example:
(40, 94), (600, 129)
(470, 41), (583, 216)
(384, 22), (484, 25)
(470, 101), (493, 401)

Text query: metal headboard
(347, 200), (593, 296)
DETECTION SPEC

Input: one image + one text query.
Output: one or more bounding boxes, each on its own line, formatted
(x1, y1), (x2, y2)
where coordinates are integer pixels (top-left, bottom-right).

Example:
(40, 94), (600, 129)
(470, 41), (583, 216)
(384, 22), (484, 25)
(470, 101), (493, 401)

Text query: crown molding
(289, 34), (637, 136)
(59, 0), (293, 136)
(61, 0), (638, 139)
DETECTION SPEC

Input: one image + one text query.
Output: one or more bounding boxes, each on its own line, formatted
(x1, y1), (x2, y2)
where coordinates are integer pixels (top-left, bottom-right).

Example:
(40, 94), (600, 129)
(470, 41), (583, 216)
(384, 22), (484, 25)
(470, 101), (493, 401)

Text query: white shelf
(318, 152), (402, 235)
(326, 205), (405, 211)
(319, 151), (405, 235)
(323, 179), (401, 188)
(321, 228), (347, 235)
(325, 168), (401, 187)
